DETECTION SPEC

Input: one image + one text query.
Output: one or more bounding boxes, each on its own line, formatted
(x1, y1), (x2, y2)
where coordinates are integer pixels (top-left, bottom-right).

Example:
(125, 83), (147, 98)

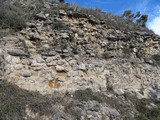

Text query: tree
(122, 10), (132, 19)
(133, 11), (141, 19)
(122, 10), (148, 27)
(122, 10), (135, 21)
(136, 15), (148, 27)
(59, 0), (65, 3)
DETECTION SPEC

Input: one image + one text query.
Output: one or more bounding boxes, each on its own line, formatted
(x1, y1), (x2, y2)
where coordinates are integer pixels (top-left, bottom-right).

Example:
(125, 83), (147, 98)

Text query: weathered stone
(79, 63), (87, 71)
(32, 66), (44, 71)
(62, 49), (68, 53)
(77, 29), (84, 37)
(26, 22), (36, 28)
(88, 15), (100, 25)
(144, 58), (154, 65)
(41, 50), (57, 56)
(57, 59), (66, 65)
(56, 65), (66, 72)
(31, 59), (45, 67)
(59, 10), (67, 16)
(12, 57), (21, 64)
(14, 64), (23, 70)
(135, 31), (152, 36)
(28, 32), (40, 40)
(85, 101), (100, 112)
(8, 49), (28, 56)
(21, 70), (32, 77)
(44, 3), (50, 9)
(114, 89), (124, 96)
(102, 107), (120, 117)
(46, 57), (53, 63)
(36, 57), (45, 63)
(36, 12), (46, 20)
(61, 33), (69, 39)
(133, 48), (138, 52)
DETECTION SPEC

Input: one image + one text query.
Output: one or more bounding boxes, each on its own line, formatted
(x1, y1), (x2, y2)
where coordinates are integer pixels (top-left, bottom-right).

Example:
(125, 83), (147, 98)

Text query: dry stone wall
(0, 1), (160, 119)
(2, 10), (160, 99)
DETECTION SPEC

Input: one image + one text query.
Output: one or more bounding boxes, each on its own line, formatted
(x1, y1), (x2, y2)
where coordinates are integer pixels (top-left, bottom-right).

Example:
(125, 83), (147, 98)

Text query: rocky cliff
(0, 0), (160, 120)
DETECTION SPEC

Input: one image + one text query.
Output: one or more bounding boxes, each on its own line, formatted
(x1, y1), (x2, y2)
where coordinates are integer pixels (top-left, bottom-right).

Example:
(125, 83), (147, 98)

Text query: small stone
(86, 101), (100, 111)
(28, 32), (40, 40)
(14, 64), (23, 70)
(59, 10), (67, 15)
(61, 33), (69, 39)
(5, 55), (12, 62)
(32, 66), (43, 71)
(103, 70), (110, 75)
(144, 58), (154, 65)
(31, 59), (45, 67)
(48, 51), (57, 56)
(102, 107), (120, 117)
(12, 57), (21, 64)
(26, 22), (36, 28)
(36, 12), (46, 20)
(90, 53), (95, 57)
(63, 49), (68, 53)
(36, 57), (45, 63)
(56, 65), (66, 72)
(79, 63), (87, 71)
(46, 57), (53, 63)
(44, 3), (50, 9)
(57, 59), (65, 65)
(88, 15), (100, 25)
(77, 29), (84, 37)
(21, 70), (32, 77)
(133, 48), (138, 52)
(41, 50), (57, 56)
(114, 89), (124, 96)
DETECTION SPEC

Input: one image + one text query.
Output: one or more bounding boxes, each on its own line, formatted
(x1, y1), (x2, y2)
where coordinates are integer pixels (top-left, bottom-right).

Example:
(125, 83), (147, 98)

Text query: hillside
(0, 0), (160, 120)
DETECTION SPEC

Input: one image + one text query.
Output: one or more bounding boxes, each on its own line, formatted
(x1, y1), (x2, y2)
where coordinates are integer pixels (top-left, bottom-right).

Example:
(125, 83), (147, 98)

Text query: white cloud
(148, 16), (160, 35)
(147, 6), (160, 35)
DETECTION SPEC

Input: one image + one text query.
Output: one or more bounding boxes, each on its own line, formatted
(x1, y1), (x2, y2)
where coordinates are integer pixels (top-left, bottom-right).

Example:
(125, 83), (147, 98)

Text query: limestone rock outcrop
(0, 0), (160, 119)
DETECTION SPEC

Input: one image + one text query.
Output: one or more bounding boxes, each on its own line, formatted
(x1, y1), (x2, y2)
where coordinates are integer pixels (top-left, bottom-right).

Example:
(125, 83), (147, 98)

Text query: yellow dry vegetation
(48, 80), (61, 88)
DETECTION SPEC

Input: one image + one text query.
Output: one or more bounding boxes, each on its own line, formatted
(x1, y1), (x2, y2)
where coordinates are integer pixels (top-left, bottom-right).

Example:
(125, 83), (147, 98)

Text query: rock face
(0, 0), (160, 119)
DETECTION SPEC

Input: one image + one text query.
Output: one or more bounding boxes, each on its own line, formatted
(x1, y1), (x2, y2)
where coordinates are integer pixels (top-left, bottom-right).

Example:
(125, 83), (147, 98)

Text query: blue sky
(66, 0), (160, 35)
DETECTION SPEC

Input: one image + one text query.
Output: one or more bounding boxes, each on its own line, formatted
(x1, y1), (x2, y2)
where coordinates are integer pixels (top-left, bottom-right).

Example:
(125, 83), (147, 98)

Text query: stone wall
(2, 9), (160, 98)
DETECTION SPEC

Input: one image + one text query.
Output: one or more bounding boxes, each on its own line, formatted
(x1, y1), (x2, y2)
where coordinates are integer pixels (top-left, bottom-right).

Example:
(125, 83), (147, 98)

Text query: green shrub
(0, 5), (26, 31)
(135, 99), (160, 120)
(0, 81), (54, 119)
(125, 93), (160, 120)
(51, 20), (70, 30)
(152, 54), (160, 66)
(73, 88), (104, 102)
